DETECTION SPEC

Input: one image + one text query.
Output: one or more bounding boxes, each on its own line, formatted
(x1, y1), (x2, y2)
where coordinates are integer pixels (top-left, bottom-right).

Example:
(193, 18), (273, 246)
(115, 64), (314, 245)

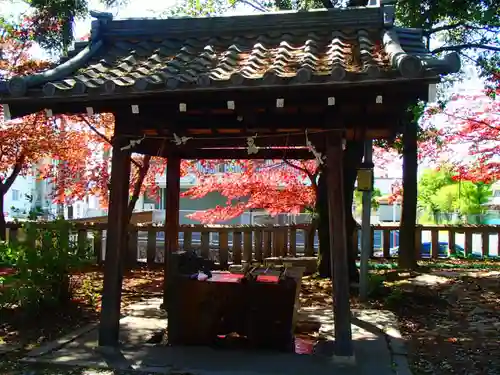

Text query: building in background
(371, 177), (402, 223)
(155, 165), (245, 225)
(2, 174), (34, 220)
(4, 160), (407, 224)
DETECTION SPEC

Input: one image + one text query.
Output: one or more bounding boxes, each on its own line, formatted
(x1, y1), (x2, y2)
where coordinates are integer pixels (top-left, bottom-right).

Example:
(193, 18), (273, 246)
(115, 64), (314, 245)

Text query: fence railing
(4, 223), (500, 268)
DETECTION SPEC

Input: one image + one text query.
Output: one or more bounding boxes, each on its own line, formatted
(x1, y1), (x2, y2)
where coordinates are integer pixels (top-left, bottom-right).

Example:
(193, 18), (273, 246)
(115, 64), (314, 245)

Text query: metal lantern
(357, 162), (374, 192)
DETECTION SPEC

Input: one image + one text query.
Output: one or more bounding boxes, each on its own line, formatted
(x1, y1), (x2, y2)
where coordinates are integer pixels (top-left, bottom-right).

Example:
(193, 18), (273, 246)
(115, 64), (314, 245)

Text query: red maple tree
(0, 31), (116, 237)
(183, 160), (320, 223)
(0, 114), (102, 236)
(431, 89), (500, 184)
(44, 114), (197, 219)
(181, 144), (406, 224)
(0, 35), (70, 235)
(0, 27), (195, 232)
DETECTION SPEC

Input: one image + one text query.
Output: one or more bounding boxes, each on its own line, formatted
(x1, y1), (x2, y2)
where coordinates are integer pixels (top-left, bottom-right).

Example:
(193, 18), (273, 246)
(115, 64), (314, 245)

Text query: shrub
(0, 220), (94, 312)
(367, 273), (387, 298)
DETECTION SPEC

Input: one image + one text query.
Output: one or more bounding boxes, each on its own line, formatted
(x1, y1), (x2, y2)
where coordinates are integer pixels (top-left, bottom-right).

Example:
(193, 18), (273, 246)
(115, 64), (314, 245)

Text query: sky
(3, 0), (487, 179)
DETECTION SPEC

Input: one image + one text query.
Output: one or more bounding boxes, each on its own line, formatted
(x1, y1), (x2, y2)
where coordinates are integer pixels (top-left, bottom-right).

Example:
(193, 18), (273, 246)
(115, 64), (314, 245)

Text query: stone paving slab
(24, 345), (365, 375)
(21, 298), (408, 375)
(0, 339), (23, 354)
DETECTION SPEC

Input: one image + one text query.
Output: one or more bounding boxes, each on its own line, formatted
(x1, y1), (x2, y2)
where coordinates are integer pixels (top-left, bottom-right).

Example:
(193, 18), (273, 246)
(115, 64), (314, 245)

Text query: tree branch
(444, 111), (499, 132)
(234, 0), (268, 12)
(79, 115), (141, 169)
(79, 115), (110, 144)
(0, 157), (24, 194)
(424, 23), (497, 37)
(282, 159), (320, 199)
(424, 22), (466, 36)
(283, 159), (316, 183)
(432, 44), (500, 54)
(283, 159), (309, 175)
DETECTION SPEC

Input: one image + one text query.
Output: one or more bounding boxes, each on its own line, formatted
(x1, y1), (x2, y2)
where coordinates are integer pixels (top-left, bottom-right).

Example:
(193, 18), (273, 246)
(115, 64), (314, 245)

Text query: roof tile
(0, 7), (461, 100)
(69, 30), (386, 91)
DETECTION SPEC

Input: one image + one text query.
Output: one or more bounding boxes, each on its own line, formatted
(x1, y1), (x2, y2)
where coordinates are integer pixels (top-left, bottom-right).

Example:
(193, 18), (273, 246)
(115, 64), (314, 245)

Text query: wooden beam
(135, 145), (316, 160)
(325, 132), (354, 358)
(127, 128), (397, 151)
(5, 80), (430, 120)
(98, 136), (131, 347)
(122, 111), (403, 134)
(163, 156), (181, 309)
(125, 111), (339, 131)
(107, 83), (427, 116)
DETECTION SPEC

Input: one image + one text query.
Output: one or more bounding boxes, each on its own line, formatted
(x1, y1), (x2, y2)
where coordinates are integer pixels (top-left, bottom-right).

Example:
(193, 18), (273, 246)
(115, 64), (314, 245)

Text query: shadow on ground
(373, 270), (500, 375)
(14, 297), (402, 375)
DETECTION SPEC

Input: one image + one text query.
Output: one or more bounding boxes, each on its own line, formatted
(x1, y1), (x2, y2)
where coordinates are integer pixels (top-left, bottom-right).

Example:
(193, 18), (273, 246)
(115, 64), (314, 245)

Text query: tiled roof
(1, 4), (461, 100)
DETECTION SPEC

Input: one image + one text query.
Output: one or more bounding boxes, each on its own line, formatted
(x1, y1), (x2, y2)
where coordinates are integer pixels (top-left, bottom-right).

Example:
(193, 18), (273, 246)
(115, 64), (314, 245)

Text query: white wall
(489, 182), (500, 206)
(377, 203), (401, 222)
(374, 177), (402, 195)
(156, 173), (197, 188)
(65, 193), (149, 219)
(3, 175), (34, 220)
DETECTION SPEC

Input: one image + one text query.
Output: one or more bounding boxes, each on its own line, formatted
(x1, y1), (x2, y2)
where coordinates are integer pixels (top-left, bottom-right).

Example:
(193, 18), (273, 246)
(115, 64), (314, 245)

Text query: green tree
(354, 188), (382, 216)
(0, 0), (128, 51)
(459, 181), (492, 223)
(431, 184), (459, 222)
(423, 177), (492, 223)
(418, 167), (455, 220)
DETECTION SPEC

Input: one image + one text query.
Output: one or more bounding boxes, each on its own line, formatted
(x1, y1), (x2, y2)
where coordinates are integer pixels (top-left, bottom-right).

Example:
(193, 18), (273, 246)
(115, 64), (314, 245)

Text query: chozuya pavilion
(0, 0), (459, 359)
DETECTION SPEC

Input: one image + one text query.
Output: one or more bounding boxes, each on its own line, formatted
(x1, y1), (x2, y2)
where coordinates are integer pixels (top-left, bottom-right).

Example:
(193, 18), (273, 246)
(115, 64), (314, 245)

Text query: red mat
(256, 275), (280, 283)
(209, 273), (245, 283)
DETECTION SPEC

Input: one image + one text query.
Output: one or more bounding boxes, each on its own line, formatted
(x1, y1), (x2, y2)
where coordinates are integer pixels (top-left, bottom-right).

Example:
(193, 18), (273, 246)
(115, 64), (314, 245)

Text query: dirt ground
(300, 268), (500, 375)
(0, 265), (163, 348)
(388, 270), (500, 375)
(2, 264), (500, 375)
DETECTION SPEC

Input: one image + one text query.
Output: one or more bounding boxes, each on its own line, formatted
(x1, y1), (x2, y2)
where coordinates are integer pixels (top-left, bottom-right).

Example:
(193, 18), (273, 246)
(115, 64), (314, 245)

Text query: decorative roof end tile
(0, 81), (8, 94)
(197, 74), (211, 87)
(90, 11), (114, 42)
(443, 52), (461, 74)
(364, 65), (382, 78)
(330, 65), (347, 81)
(383, 29), (423, 78)
(296, 68), (312, 83)
(7, 77), (27, 97)
(42, 83), (57, 97)
(420, 51), (462, 75)
(397, 55), (423, 78)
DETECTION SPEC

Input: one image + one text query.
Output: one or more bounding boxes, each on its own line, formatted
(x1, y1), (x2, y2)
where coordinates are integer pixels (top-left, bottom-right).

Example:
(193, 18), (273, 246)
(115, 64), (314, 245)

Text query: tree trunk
(0, 162), (23, 241)
(124, 155), (151, 267)
(317, 140), (364, 283)
(127, 155), (152, 222)
(0, 190), (6, 241)
(398, 122), (418, 270)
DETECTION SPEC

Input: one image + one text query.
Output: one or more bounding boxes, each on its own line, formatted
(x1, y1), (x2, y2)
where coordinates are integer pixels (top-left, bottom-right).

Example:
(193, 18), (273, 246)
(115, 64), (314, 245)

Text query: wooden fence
(4, 222), (500, 267)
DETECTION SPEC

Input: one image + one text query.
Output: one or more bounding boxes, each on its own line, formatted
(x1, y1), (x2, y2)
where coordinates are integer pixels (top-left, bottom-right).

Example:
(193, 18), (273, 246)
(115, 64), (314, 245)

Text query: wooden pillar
(399, 121), (418, 269)
(98, 135), (131, 347)
(163, 156), (181, 308)
(325, 133), (354, 358)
